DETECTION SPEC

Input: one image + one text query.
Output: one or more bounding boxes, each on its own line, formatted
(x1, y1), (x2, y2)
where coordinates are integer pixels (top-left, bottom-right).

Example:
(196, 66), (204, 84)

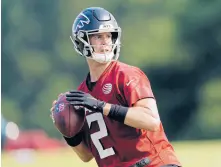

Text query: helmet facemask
(70, 28), (121, 64)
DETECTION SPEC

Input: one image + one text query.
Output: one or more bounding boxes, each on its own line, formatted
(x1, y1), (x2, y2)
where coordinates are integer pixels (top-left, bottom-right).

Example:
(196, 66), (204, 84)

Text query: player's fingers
(58, 93), (63, 98)
(69, 101), (84, 106)
(50, 106), (54, 112)
(50, 102), (56, 112)
(66, 97), (83, 102)
(69, 90), (84, 94)
(52, 100), (57, 105)
(66, 93), (83, 98)
(50, 113), (55, 123)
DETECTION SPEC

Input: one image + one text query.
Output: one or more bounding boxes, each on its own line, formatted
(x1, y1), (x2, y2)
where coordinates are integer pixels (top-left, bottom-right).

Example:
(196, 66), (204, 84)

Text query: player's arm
(62, 131), (94, 162)
(66, 91), (161, 132)
(103, 98), (160, 131)
(71, 142), (94, 162)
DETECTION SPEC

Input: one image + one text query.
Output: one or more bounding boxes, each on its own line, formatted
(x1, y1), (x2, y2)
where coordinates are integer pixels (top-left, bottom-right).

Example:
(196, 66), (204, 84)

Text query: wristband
(97, 100), (106, 113)
(63, 131), (83, 147)
(107, 104), (128, 123)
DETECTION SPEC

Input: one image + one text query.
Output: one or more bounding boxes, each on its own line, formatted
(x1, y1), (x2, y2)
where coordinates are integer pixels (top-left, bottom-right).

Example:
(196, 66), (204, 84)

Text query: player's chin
(97, 50), (111, 54)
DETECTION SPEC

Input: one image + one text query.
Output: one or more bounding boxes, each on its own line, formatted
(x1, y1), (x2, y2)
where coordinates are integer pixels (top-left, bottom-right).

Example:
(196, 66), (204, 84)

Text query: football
(52, 93), (85, 138)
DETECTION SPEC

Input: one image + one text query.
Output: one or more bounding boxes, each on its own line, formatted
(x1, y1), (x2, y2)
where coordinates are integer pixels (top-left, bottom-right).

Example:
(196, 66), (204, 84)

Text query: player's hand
(50, 100), (57, 122)
(66, 90), (106, 112)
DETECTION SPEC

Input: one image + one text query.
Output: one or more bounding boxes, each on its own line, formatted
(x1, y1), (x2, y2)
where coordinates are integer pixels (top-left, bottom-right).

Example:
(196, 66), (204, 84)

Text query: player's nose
(101, 36), (111, 45)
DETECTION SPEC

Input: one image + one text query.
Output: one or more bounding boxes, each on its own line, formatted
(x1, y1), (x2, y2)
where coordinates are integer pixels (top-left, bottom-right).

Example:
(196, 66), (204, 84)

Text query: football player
(51, 7), (182, 167)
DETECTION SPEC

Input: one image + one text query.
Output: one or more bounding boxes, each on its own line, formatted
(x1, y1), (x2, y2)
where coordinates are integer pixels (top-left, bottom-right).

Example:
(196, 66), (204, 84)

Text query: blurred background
(1, 0), (221, 167)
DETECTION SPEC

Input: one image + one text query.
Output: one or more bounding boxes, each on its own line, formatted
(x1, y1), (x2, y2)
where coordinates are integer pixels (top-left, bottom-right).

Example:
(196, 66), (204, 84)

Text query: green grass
(2, 140), (221, 167)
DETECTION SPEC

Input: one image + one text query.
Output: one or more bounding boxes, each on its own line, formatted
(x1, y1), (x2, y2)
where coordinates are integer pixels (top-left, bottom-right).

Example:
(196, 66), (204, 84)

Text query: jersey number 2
(86, 113), (115, 159)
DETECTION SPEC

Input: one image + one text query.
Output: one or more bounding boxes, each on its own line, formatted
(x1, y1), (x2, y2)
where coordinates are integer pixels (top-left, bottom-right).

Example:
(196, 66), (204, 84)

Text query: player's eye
(96, 35), (102, 39)
(107, 34), (112, 38)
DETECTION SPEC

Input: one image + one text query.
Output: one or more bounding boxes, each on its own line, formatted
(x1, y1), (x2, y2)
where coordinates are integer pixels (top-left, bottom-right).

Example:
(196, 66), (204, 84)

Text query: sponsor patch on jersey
(102, 83), (112, 94)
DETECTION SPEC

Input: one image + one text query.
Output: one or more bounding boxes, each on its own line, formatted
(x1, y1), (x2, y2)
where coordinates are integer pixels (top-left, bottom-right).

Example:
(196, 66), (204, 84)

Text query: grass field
(2, 140), (221, 167)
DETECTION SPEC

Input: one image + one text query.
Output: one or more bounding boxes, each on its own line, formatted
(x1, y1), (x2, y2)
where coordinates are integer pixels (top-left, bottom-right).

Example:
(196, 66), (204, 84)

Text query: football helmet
(70, 7), (121, 63)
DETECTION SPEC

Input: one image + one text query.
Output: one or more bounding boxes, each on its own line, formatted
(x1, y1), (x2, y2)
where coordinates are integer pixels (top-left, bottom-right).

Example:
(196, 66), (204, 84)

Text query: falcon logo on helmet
(74, 13), (90, 31)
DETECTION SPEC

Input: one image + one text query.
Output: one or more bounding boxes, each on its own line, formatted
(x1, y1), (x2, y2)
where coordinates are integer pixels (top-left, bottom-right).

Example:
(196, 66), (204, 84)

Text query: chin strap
(91, 52), (115, 63)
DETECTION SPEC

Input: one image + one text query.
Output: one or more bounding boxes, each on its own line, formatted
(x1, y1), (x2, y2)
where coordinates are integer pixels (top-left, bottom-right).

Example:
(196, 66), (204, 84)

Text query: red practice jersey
(78, 61), (181, 167)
